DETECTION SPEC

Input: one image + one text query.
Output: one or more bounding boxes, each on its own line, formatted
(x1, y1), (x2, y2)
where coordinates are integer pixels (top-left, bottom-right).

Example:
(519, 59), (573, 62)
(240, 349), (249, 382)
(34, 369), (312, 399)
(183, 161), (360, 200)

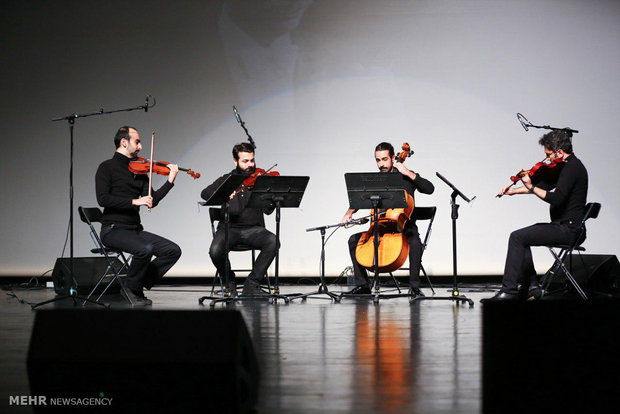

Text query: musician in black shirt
(95, 126), (181, 305)
(485, 130), (588, 301)
(342, 142), (435, 298)
(201, 142), (276, 297)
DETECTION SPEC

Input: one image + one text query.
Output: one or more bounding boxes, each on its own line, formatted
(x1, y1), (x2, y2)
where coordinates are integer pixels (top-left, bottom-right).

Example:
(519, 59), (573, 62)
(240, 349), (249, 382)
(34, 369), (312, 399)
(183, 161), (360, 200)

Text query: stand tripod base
(340, 285), (414, 304)
(31, 292), (108, 310)
(198, 286), (302, 308)
(293, 284), (341, 302)
(410, 289), (474, 307)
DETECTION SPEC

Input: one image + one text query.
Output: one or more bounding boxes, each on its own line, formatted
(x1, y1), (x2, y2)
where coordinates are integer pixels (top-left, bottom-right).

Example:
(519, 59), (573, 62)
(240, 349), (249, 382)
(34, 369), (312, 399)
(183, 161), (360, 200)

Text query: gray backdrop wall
(1, 0), (618, 277)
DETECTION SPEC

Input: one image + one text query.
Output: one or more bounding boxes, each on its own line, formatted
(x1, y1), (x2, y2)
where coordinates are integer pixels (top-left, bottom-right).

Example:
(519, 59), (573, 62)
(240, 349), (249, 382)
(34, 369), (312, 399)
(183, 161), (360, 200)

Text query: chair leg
(211, 271), (223, 295)
(94, 258), (129, 302)
(388, 272), (402, 293)
(543, 248), (588, 300)
(421, 264), (435, 295)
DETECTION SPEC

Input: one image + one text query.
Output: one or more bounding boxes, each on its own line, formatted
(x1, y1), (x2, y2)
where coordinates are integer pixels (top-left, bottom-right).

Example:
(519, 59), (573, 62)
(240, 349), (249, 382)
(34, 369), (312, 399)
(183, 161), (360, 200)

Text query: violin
(129, 158), (201, 179)
(497, 157), (563, 198)
(232, 164), (280, 197)
(355, 143), (415, 272)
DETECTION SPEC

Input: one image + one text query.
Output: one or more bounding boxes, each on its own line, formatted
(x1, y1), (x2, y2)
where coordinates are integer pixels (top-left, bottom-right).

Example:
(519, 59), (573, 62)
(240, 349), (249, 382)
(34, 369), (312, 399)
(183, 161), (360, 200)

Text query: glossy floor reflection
(0, 284), (493, 413)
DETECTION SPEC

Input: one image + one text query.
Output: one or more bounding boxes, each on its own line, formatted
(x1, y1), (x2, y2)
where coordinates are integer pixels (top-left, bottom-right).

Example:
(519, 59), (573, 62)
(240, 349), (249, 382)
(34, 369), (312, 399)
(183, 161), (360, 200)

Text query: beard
(236, 165), (255, 176)
(379, 166), (390, 172)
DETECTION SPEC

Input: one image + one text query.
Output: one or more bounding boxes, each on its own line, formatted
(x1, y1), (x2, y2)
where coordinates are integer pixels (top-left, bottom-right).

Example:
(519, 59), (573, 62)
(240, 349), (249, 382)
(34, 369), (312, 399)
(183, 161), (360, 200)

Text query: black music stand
(410, 172), (474, 306)
(198, 173), (246, 307)
(248, 175), (309, 304)
(340, 172), (412, 304)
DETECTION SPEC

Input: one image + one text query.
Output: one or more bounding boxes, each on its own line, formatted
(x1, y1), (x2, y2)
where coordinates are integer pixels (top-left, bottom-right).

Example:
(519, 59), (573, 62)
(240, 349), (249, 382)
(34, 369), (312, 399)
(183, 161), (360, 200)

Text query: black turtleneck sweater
(95, 152), (174, 226)
(201, 169), (273, 229)
(533, 154), (588, 225)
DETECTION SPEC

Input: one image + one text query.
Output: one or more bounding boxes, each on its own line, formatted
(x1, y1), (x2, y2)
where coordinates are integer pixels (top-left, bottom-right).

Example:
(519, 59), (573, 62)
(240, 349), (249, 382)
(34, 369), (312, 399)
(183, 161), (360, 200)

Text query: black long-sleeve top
(201, 169), (273, 229)
(400, 172), (435, 230)
(95, 152), (174, 226)
(532, 154), (588, 225)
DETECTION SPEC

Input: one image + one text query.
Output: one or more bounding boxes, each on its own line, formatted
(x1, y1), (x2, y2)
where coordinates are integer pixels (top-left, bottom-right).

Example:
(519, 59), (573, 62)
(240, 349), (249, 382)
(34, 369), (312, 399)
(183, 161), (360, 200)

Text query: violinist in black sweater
(201, 142), (276, 297)
(95, 126), (181, 305)
(485, 130), (588, 301)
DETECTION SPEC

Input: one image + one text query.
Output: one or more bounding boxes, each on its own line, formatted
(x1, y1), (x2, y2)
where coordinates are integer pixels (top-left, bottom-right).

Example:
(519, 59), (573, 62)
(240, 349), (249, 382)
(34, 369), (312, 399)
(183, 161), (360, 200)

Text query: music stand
(410, 172), (474, 306)
(340, 172), (412, 303)
(248, 175), (309, 303)
(198, 173), (246, 307)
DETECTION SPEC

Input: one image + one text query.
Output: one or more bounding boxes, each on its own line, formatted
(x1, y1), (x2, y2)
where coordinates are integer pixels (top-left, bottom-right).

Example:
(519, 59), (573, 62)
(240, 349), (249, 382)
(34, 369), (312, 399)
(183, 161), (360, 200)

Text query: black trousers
(348, 228), (424, 288)
(101, 225), (181, 292)
(501, 222), (584, 294)
(209, 225), (279, 283)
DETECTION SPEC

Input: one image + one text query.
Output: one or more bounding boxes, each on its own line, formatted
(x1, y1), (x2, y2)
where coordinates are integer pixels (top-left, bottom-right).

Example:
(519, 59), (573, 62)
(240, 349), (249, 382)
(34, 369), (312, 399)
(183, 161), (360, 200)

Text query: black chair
(540, 202), (601, 300)
(388, 206), (437, 294)
(208, 208), (271, 295)
(78, 207), (134, 306)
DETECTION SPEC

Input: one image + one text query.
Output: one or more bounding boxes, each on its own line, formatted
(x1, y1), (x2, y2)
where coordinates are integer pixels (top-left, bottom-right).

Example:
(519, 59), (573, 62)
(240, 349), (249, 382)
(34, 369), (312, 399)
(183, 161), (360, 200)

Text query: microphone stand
(232, 105), (257, 148)
(295, 219), (368, 302)
(43, 96), (154, 308)
(411, 173), (474, 307)
(517, 113), (579, 135)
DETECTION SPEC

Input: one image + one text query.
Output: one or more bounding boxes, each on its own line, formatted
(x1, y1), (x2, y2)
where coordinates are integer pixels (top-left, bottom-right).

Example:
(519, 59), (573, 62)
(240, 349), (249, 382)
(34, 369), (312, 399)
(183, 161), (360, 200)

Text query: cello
(355, 143), (415, 273)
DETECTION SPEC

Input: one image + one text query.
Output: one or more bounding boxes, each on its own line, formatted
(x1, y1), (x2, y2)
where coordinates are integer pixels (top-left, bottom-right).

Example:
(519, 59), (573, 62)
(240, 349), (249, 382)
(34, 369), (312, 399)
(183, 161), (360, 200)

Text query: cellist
(341, 142), (434, 297)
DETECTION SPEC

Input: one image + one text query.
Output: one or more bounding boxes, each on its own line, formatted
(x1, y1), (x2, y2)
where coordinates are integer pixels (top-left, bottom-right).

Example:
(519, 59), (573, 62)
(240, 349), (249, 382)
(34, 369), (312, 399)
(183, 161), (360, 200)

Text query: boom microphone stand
(233, 106), (257, 148)
(410, 172), (474, 307)
(297, 218), (370, 302)
(517, 113), (578, 135)
(33, 96), (154, 310)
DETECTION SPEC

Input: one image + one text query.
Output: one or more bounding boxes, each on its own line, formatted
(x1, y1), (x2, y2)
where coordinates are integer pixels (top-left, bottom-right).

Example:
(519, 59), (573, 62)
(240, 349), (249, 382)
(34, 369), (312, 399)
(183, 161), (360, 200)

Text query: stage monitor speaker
(51, 257), (124, 295)
(562, 254), (620, 297)
(27, 310), (259, 413)
(483, 301), (620, 414)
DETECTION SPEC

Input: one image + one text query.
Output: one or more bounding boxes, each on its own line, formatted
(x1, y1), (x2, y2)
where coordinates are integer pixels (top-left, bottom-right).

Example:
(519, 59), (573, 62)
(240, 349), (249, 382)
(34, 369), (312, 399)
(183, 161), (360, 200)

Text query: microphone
(352, 218), (369, 225)
(233, 105), (241, 123)
(517, 113), (530, 131)
(144, 95), (149, 112)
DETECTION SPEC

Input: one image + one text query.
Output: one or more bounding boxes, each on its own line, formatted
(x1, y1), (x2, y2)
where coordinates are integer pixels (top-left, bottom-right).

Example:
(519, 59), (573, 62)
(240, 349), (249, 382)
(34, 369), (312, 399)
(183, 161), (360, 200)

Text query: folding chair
(540, 202), (601, 300)
(78, 207), (134, 306)
(388, 206), (437, 294)
(208, 208), (271, 295)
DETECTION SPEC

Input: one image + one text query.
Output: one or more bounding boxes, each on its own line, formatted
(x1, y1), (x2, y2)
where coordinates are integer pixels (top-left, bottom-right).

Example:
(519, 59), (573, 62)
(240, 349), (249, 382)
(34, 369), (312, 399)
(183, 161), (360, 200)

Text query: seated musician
(484, 130), (588, 301)
(341, 142), (435, 297)
(95, 126), (182, 306)
(201, 142), (276, 297)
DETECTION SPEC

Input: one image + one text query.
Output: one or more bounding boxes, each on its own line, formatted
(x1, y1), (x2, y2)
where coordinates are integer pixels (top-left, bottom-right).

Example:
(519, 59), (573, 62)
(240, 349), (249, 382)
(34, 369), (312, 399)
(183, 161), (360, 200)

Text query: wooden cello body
(355, 143), (415, 273)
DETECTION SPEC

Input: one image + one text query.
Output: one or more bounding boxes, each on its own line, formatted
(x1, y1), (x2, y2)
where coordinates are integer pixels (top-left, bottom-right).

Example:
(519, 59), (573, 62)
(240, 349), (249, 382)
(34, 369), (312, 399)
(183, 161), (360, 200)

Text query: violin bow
(148, 131), (155, 212)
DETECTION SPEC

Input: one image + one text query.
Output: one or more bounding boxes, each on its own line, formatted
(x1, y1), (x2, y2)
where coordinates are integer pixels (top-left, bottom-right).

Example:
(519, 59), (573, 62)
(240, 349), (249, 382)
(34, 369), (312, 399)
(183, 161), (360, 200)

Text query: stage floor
(0, 283), (497, 413)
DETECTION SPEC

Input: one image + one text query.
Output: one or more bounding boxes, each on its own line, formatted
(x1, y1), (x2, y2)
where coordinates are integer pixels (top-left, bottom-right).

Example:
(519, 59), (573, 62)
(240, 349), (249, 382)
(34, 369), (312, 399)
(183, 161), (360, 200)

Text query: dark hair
(232, 142), (255, 160)
(538, 130), (573, 154)
(375, 142), (394, 158)
(114, 126), (137, 148)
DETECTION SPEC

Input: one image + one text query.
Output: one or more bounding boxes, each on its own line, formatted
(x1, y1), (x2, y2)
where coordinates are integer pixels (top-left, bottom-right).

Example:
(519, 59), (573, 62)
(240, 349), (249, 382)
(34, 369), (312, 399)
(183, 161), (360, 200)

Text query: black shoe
(409, 287), (425, 298)
(481, 291), (519, 302)
(241, 278), (268, 297)
(121, 287), (152, 306)
(135, 290), (153, 305)
(527, 283), (543, 301)
(344, 284), (371, 295)
(225, 281), (238, 298)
